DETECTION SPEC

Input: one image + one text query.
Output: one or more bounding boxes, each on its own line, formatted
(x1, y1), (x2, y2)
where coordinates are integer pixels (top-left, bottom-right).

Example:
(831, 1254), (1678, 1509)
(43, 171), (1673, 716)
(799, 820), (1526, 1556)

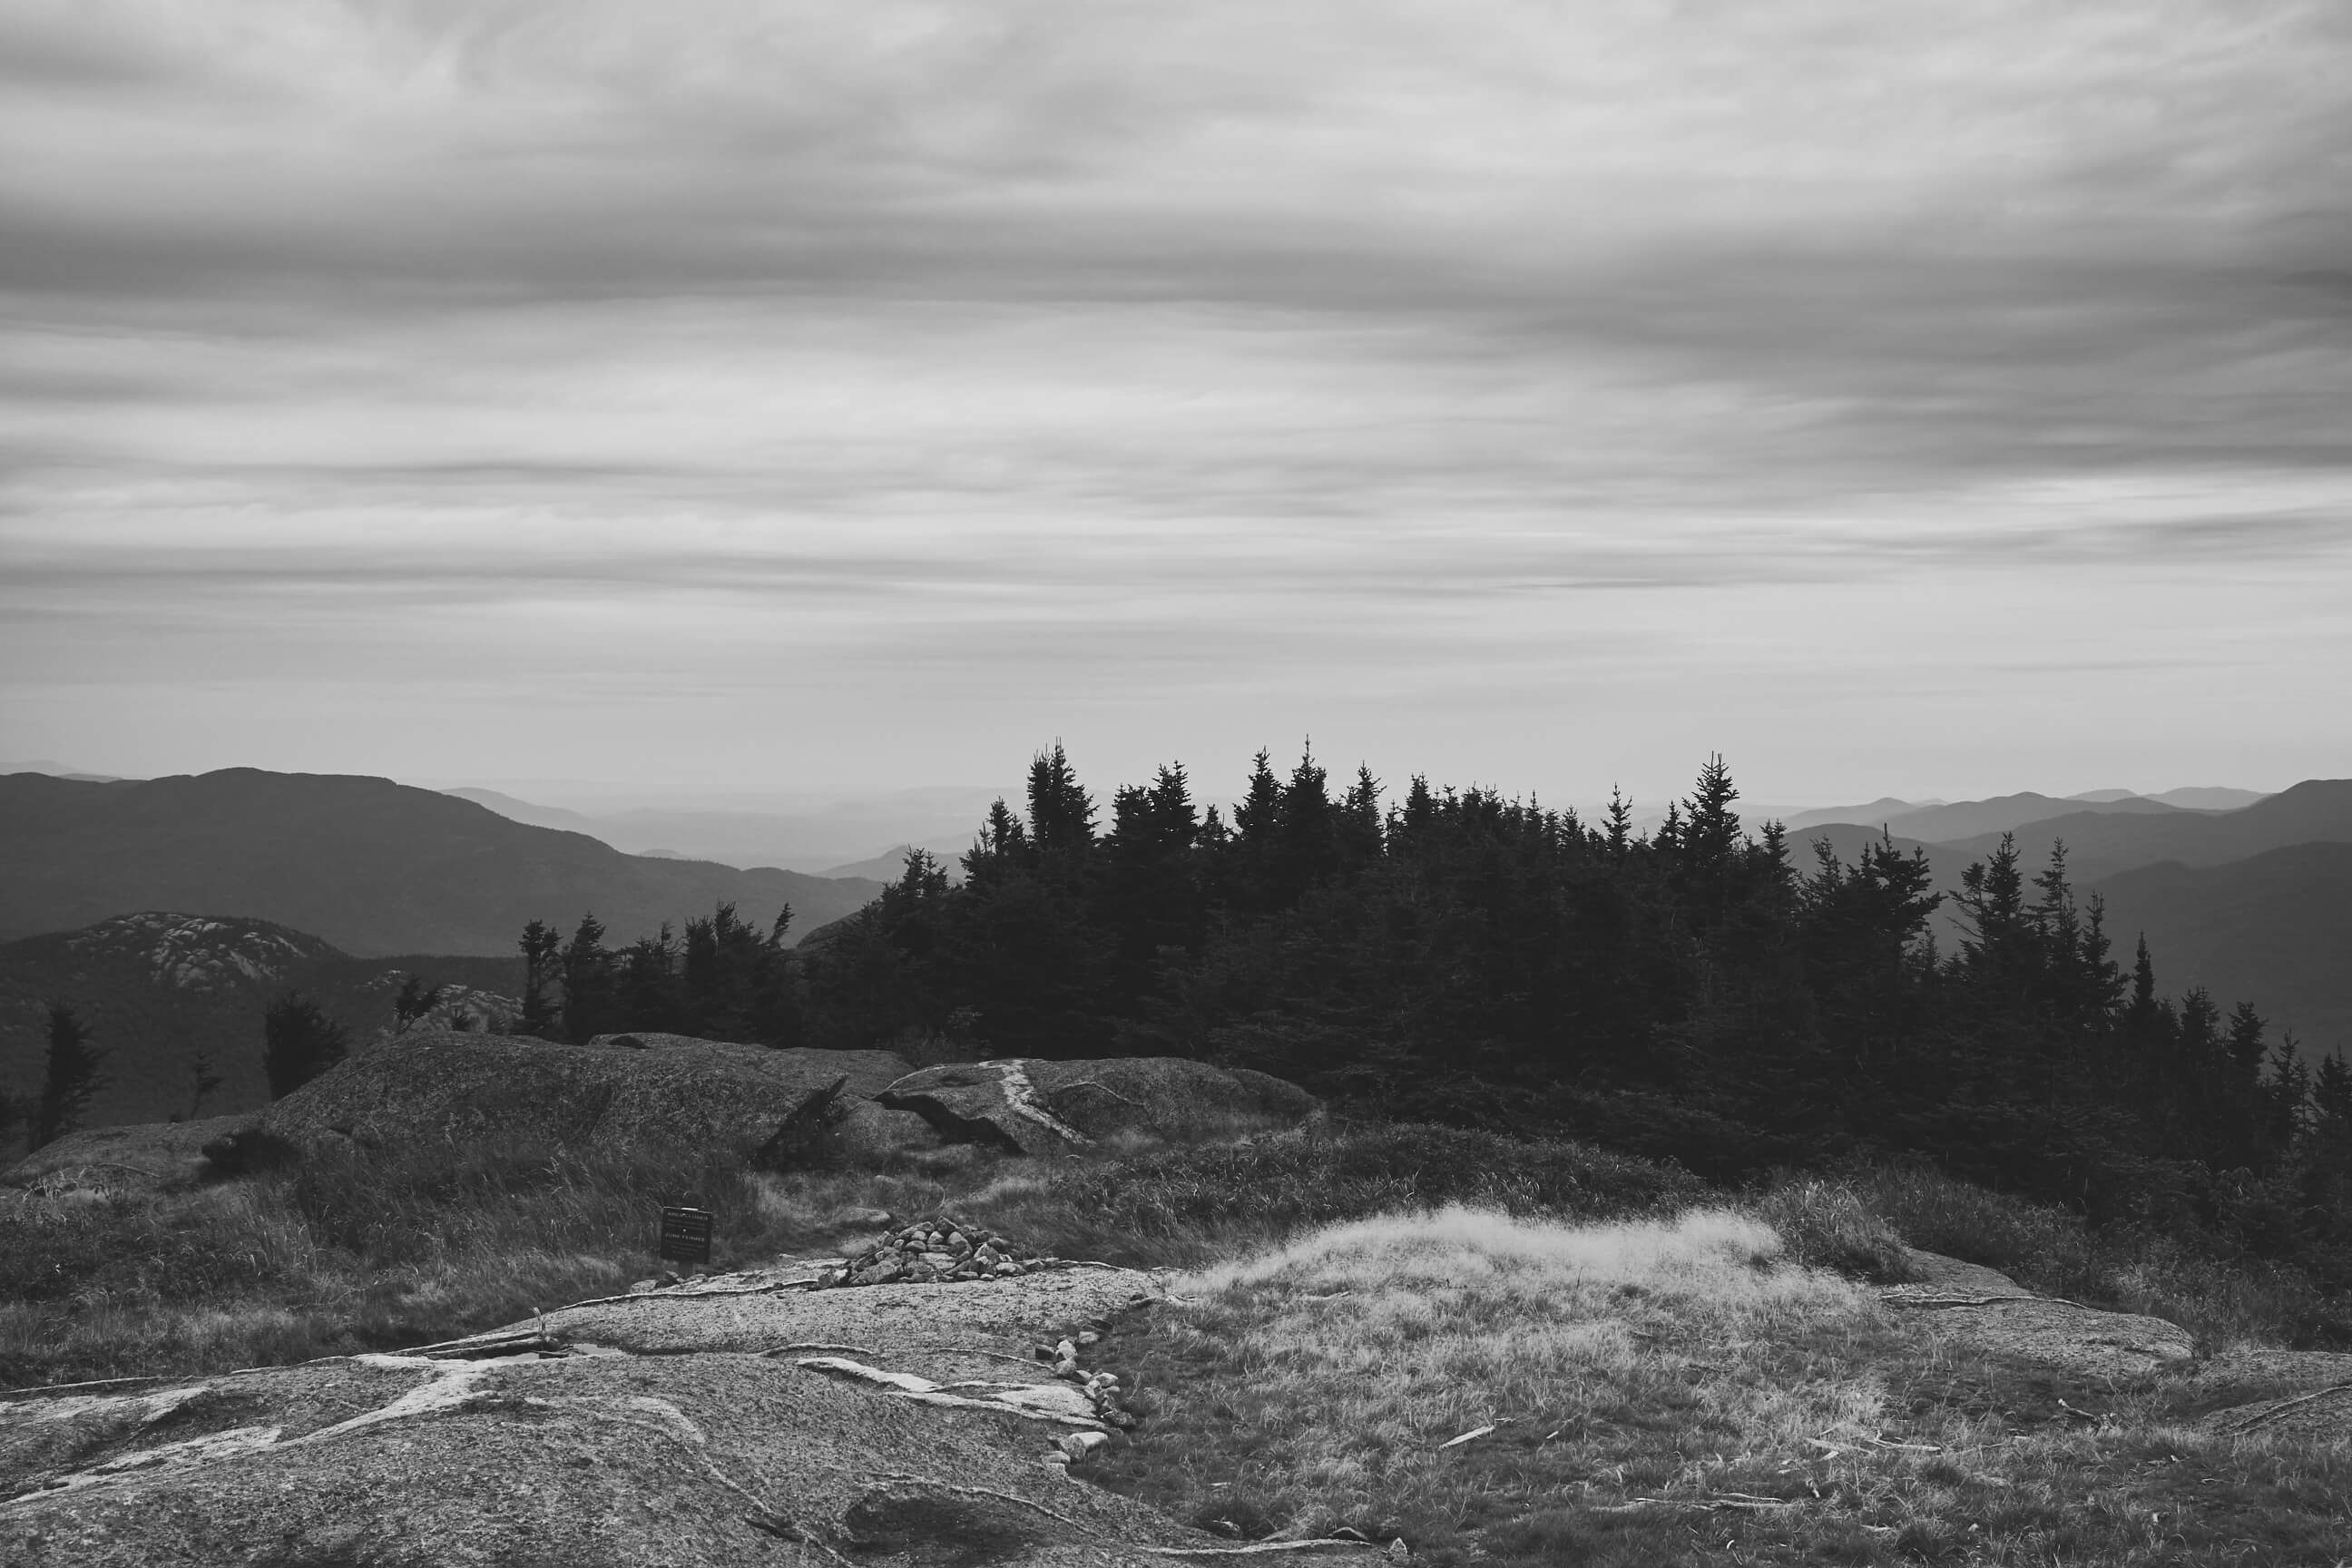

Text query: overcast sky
(4, 0), (2347, 811)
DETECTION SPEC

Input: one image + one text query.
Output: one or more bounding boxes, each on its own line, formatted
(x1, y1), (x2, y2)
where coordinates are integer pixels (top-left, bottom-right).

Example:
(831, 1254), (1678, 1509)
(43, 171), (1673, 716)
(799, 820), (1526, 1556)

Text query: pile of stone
(816, 1214), (1057, 1288)
(1034, 1332), (1137, 1433)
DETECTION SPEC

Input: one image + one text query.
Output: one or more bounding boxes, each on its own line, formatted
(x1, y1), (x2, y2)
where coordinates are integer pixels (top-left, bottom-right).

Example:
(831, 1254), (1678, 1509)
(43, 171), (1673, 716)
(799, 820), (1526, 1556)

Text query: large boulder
(254, 1031), (915, 1163)
(879, 1056), (1320, 1155)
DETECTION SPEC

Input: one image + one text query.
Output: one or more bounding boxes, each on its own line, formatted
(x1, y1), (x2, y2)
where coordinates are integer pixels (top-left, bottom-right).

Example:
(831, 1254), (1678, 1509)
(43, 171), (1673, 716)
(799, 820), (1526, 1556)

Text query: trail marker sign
(659, 1205), (713, 1269)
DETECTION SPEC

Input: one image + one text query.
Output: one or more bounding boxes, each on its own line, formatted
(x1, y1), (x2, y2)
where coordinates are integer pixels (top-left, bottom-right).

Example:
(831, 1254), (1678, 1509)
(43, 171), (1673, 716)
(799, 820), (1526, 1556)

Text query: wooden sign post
(658, 1205), (713, 1273)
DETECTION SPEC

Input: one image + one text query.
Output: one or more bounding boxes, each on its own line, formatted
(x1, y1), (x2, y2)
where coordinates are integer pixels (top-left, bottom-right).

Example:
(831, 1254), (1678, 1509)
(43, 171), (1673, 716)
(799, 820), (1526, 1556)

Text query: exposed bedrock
(0, 1264), (1346, 1567)
(879, 1056), (1322, 1155)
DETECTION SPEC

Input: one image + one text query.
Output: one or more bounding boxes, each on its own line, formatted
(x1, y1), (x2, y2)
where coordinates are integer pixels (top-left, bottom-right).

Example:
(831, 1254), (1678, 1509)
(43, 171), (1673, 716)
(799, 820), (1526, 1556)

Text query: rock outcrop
(0, 1260), (1356, 1566)
(881, 1057), (1321, 1154)
(1, 1115), (249, 1195)
(253, 1031), (916, 1163)
(1879, 1248), (2195, 1379)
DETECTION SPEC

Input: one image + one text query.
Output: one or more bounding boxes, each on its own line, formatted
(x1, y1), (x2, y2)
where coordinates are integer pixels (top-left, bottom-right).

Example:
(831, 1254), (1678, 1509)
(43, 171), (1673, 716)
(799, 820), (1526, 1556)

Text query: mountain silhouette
(1932, 779), (2352, 884)
(0, 769), (886, 956)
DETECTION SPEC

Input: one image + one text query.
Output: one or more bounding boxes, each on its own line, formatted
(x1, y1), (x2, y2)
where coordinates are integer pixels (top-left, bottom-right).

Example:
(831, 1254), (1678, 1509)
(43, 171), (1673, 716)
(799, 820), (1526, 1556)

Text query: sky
(4, 0), (2348, 813)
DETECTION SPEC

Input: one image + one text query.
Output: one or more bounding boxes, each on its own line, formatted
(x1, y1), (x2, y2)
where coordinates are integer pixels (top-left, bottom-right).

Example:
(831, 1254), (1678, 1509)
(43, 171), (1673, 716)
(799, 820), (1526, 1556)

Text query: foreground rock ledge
(0, 1265), (1360, 1568)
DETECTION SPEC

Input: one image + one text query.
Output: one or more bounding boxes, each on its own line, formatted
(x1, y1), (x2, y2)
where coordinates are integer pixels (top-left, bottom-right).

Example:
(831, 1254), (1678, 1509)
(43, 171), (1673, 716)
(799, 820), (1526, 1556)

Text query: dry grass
(0, 1122), (1693, 1388)
(1083, 1201), (2352, 1565)
(9, 1123), (2352, 1564)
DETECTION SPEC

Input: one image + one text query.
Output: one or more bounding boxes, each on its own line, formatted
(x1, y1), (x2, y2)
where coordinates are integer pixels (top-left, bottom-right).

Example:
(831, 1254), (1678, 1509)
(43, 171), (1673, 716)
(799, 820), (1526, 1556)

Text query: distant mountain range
(1779, 788), (2269, 842)
(0, 913), (524, 1126)
(1794, 779), (2352, 1053)
(441, 786), (989, 877)
(0, 769), (887, 956)
(1927, 780), (2352, 885)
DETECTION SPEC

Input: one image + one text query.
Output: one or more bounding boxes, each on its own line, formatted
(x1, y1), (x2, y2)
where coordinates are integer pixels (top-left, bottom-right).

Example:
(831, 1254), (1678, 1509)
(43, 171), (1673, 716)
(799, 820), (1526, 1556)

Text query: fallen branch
(2216, 1381), (2352, 1436)
(1436, 1422), (1503, 1450)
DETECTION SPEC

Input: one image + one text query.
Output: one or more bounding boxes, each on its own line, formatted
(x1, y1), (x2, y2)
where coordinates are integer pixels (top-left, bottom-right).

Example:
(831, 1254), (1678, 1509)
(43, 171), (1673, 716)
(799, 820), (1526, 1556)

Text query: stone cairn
(814, 1214), (1058, 1289)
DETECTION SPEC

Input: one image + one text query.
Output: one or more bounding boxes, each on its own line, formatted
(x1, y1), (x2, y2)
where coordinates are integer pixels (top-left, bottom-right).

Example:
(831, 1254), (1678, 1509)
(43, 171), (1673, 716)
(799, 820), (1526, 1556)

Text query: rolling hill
(1932, 779), (2352, 885)
(1871, 790), (2188, 844)
(0, 769), (887, 956)
(0, 913), (526, 1126)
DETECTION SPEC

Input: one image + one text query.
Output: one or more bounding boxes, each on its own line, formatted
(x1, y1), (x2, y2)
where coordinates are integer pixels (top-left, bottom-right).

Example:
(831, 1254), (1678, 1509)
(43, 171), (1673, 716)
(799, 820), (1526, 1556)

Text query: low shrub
(1831, 1161), (2350, 1350)
(1748, 1174), (1918, 1282)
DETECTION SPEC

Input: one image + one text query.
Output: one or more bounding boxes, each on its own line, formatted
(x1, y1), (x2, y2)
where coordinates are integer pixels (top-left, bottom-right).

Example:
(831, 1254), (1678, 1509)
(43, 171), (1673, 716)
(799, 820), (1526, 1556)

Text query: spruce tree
(559, 913), (613, 1042)
(33, 1004), (106, 1149)
(2225, 1002), (2269, 1082)
(516, 919), (564, 1038)
(1025, 742), (1095, 853)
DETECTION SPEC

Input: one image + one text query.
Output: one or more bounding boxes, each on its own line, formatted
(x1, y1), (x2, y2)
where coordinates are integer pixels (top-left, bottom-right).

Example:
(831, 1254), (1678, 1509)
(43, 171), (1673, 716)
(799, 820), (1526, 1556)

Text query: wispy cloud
(4, 0), (2348, 797)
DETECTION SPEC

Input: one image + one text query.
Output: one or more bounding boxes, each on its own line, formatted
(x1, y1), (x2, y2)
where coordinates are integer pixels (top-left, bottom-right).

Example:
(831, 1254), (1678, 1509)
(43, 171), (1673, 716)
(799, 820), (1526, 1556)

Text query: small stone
(1058, 1431), (1112, 1463)
(628, 1279), (657, 1294)
(1076, 1330), (1101, 1346)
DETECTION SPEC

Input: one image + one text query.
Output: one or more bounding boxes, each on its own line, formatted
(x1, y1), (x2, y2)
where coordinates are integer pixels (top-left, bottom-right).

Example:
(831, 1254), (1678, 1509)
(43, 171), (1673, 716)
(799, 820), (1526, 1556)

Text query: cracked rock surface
(1880, 1249), (2196, 1379)
(0, 1264), (1310, 1567)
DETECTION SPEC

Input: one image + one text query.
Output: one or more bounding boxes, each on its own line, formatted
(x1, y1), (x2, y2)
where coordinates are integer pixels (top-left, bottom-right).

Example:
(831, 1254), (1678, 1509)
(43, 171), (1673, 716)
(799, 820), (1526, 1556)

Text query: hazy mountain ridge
(0, 913), (525, 1125)
(442, 784), (1003, 876)
(1930, 778), (2352, 884)
(0, 769), (887, 956)
(2094, 844), (2352, 1053)
(1792, 780), (2352, 1051)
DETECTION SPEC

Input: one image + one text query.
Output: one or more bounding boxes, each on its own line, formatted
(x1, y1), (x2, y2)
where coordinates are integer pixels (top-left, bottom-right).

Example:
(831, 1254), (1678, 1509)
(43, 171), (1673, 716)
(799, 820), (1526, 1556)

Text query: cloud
(3, 0), (2348, 793)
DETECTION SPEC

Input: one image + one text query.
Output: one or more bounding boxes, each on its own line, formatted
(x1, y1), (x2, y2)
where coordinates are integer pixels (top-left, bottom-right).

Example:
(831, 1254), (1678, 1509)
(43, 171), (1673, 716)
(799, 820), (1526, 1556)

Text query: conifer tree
(2314, 1050), (2352, 1136)
(33, 1004), (106, 1149)
(2267, 1031), (2311, 1150)
(559, 913), (612, 1042)
(964, 798), (1031, 884)
(2225, 1001), (2269, 1082)
(1233, 749), (1283, 843)
(390, 974), (445, 1034)
(1603, 787), (1632, 858)
(516, 919), (564, 1037)
(1025, 742), (1095, 853)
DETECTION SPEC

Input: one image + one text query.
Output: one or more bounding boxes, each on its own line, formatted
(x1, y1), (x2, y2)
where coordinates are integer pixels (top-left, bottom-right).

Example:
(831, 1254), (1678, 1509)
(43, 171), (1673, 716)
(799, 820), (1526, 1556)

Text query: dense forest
(525, 746), (2352, 1308)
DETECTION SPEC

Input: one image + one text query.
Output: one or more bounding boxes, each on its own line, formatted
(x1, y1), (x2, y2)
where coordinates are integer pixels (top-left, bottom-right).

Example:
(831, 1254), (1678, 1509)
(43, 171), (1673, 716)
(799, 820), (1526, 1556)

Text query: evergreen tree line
(508, 745), (2352, 1289)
